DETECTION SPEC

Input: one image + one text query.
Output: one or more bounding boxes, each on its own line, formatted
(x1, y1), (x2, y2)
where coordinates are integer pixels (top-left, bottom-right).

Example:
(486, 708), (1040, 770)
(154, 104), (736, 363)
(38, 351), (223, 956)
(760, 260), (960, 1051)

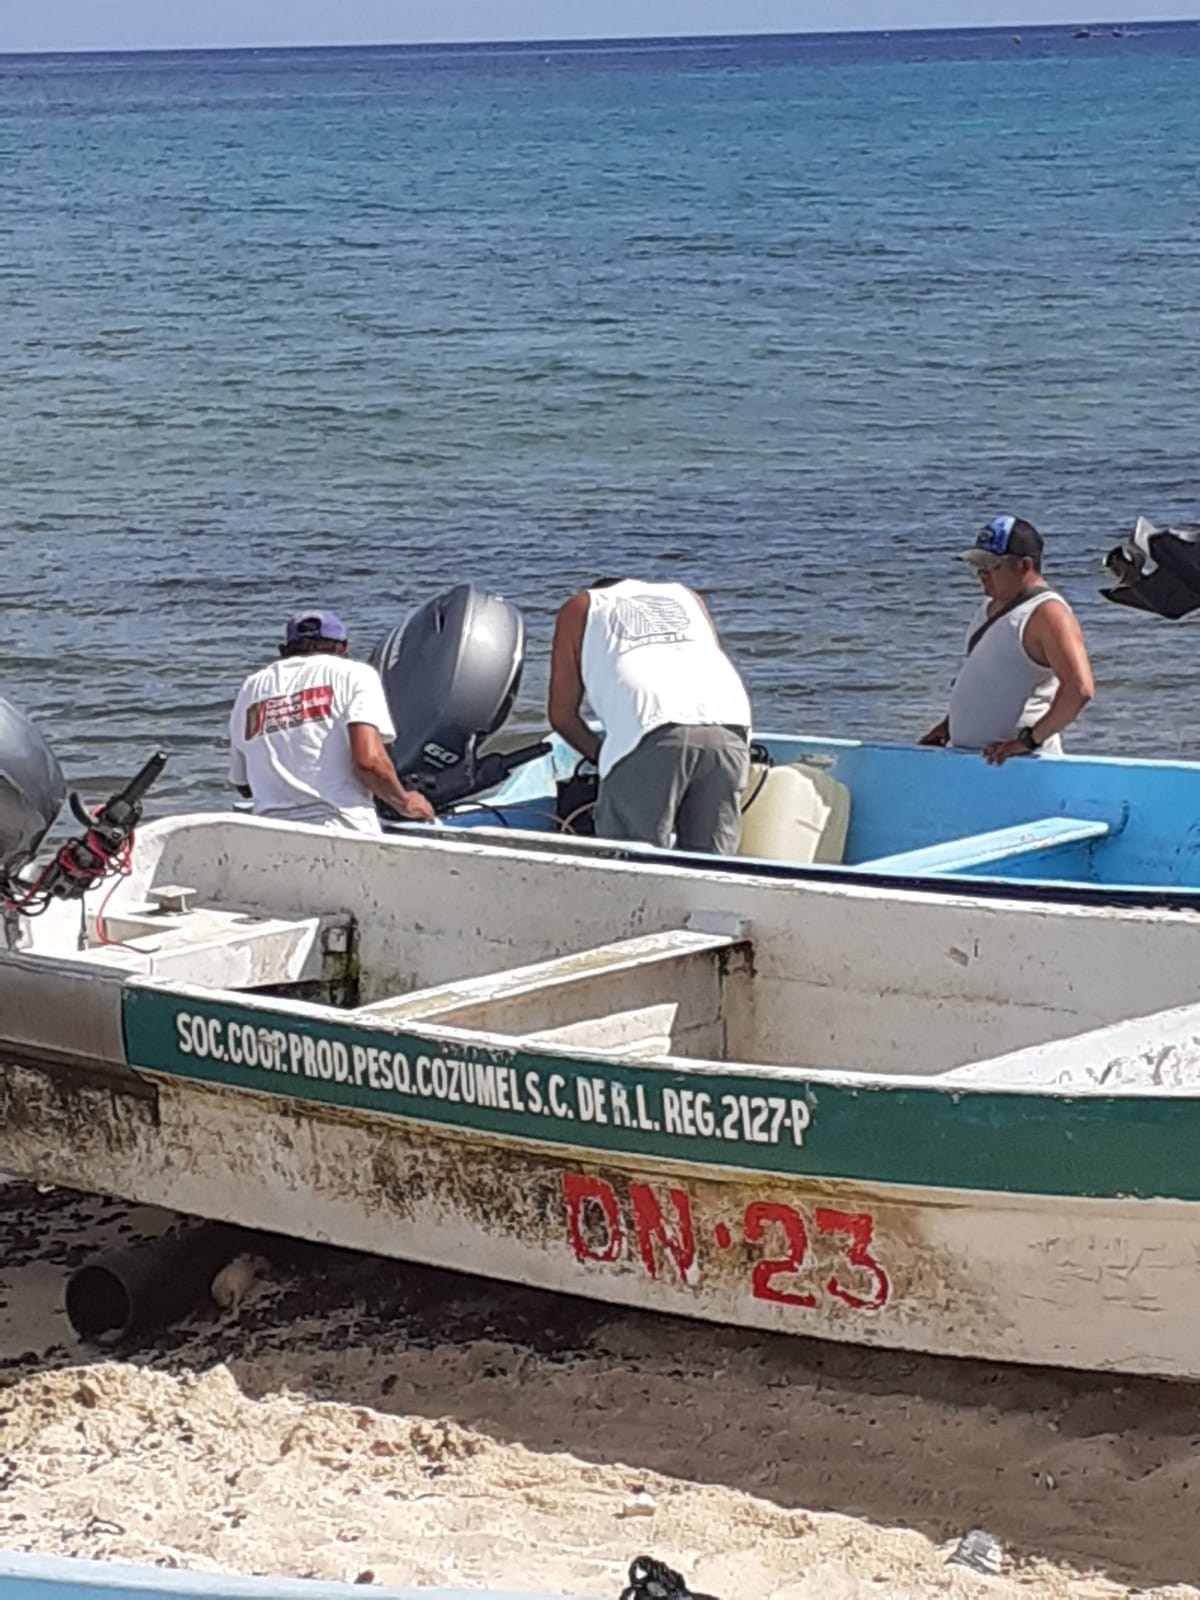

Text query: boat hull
(6, 812), (1200, 1379)
(2, 1045), (1196, 1379)
(472, 732), (1200, 905)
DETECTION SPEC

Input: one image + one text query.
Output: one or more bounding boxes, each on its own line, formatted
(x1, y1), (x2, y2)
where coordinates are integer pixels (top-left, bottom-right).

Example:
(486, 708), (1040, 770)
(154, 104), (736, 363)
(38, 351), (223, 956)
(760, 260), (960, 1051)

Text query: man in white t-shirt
(548, 578), (751, 854)
(229, 610), (435, 832)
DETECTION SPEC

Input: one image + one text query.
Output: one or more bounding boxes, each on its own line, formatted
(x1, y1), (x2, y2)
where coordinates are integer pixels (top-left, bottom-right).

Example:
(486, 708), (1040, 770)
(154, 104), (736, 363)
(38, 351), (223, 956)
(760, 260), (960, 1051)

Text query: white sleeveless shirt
(948, 588), (1066, 754)
(581, 581), (751, 776)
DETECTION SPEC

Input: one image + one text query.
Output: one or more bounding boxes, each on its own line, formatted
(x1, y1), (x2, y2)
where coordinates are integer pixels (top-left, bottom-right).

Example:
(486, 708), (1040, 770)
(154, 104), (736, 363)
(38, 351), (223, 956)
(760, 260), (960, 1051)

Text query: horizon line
(1, 16), (1196, 60)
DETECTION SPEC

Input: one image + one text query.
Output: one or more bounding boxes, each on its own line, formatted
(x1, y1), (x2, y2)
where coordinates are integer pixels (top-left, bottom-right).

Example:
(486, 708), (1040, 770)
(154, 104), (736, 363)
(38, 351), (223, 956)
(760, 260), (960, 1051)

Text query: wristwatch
(1017, 726), (1041, 753)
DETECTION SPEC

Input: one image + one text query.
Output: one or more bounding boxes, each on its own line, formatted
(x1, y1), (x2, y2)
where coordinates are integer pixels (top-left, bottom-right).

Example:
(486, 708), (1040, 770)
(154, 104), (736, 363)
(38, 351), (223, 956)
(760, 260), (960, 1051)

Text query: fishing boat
(6, 774), (1200, 1378)
(361, 578), (1200, 909)
(0, 1552), (581, 1600)
(6, 569), (1200, 1378)
(440, 728), (1200, 907)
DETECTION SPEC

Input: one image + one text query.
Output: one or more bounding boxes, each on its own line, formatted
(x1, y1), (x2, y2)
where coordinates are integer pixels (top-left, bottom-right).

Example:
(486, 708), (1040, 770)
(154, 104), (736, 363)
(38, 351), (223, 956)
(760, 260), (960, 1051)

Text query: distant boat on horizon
(1074, 23), (1138, 40)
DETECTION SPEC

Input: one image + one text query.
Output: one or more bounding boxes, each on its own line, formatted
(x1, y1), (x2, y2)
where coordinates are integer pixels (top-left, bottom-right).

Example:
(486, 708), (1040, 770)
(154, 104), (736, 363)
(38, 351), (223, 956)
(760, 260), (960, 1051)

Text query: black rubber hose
(65, 1222), (249, 1344)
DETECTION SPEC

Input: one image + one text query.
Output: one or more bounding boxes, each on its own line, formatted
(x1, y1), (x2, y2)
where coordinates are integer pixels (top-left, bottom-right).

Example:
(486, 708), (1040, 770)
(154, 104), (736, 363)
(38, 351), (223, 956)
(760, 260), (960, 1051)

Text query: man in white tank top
(548, 578), (751, 853)
(919, 517), (1094, 763)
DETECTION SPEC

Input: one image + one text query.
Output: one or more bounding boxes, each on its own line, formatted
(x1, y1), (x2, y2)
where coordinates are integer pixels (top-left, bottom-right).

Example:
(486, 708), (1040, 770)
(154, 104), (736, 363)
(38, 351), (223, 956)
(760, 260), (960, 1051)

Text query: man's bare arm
(349, 724), (436, 821)
(1023, 602), (1095, 745)
(548, 593), (602, 765)
(983, 602), (1095, 765)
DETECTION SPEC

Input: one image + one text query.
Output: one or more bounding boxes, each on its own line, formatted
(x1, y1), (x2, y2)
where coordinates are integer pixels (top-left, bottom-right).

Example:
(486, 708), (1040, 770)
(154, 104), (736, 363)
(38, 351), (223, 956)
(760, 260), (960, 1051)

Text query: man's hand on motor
(398, 788), (436, 822)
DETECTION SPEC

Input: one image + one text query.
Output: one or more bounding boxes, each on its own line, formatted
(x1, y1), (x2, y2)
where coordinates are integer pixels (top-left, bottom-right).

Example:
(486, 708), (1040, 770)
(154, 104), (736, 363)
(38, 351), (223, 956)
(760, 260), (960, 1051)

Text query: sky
(0, 0), (1196, 54)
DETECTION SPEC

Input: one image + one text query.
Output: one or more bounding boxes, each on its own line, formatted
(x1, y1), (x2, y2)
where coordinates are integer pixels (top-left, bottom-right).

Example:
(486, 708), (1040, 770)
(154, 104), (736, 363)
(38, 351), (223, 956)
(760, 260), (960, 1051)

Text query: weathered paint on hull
(1, 1054), (1191, 1379)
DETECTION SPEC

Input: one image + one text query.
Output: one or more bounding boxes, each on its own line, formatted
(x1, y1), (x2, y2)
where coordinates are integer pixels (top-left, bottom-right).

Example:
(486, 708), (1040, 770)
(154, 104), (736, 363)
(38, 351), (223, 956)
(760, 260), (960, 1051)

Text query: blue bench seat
(861, 816), (1111, 877)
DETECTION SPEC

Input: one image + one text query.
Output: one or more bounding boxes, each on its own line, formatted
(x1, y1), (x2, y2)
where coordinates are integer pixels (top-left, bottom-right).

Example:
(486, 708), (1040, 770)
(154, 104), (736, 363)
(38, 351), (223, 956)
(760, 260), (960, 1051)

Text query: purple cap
(285, 609), (348, 644)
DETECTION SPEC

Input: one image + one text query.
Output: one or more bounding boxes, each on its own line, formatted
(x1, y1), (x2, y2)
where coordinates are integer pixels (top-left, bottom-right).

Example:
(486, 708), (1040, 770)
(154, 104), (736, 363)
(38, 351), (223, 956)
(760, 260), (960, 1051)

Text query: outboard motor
(371, 583), (550, 811)
(1, 692), (167, 917)
(0, 695), (66, 878)
(1101, 516), (1200, 619)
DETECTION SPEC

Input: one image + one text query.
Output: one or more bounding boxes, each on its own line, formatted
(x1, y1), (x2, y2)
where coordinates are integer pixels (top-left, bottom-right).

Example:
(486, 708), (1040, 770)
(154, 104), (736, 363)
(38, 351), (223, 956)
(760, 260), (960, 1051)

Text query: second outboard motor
(371, 584), (549, 811)
(0, 695), (66, 877)
(1101, 516), (1200, 619)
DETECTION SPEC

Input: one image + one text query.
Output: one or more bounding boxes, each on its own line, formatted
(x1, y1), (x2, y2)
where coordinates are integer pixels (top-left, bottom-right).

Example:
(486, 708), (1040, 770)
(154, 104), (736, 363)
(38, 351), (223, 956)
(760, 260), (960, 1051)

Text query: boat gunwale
(135, 808), (1200, 918)
(103, 966), (1200, 1103)
(83, 976), (1200, 1201)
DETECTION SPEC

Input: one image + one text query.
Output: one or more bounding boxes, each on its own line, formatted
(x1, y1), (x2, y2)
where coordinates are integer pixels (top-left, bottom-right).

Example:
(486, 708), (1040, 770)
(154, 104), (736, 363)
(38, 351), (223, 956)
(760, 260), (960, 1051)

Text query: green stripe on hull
(123, 987), (1194, 1202)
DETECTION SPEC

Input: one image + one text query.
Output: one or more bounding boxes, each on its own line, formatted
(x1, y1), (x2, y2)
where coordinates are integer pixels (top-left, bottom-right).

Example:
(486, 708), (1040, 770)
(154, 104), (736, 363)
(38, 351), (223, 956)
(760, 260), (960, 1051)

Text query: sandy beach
(2, 1180), (1198, 1600)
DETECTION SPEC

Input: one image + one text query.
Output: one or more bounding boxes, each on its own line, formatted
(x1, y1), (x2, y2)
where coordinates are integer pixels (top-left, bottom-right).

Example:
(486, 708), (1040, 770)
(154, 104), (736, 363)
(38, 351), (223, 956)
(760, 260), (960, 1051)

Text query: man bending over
(549, 578), (751, 854)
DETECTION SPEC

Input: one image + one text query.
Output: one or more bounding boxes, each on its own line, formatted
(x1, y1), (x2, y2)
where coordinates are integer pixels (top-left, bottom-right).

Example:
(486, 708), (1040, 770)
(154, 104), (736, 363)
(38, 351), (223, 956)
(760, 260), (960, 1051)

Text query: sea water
(1, 26), (1198, 808)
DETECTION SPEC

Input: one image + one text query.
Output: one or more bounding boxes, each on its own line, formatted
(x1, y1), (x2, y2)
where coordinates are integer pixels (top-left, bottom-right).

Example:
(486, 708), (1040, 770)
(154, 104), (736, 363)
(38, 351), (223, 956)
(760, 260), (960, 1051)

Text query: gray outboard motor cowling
(371, 584), (549, 811)
(0, 695), (66, 875)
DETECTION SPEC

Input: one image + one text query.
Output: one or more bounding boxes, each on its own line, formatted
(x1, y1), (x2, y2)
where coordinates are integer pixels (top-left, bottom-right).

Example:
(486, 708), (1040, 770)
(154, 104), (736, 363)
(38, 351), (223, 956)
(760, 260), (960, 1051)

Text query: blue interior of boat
(0, 1552), (581, 1600)
(441, 732), (1200, 894)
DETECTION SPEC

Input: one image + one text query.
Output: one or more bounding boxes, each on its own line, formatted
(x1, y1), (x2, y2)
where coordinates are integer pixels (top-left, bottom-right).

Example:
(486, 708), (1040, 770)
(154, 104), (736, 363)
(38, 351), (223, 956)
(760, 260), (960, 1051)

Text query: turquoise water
(2, 27), (1199, 809)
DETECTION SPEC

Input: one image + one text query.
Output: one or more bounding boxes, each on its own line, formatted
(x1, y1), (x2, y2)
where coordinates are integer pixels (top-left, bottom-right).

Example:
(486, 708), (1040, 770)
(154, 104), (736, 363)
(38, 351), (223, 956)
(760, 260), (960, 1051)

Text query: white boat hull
(5, 813), (1200, 1378)
(2, 1046), (1195, 1378)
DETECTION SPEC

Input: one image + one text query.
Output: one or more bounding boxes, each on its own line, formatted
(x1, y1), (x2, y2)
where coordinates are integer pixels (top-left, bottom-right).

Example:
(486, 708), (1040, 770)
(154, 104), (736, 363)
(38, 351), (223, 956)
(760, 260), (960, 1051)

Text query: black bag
(555, 759), (598, 836)
(620, 1556), (720, 1600)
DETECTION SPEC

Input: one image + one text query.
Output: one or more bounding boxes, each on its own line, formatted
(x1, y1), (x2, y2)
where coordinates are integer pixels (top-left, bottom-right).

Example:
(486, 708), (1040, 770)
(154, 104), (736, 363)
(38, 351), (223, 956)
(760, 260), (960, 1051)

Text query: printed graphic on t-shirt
(613, 593), (695, 651)
(244, 685), (335, 741)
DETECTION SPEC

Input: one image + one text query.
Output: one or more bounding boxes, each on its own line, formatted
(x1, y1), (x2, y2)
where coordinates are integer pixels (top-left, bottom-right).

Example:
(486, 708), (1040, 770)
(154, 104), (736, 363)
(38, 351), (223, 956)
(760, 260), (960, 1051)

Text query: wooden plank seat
(861, 816), (1111, 877)
(360, 925), (753, 1060)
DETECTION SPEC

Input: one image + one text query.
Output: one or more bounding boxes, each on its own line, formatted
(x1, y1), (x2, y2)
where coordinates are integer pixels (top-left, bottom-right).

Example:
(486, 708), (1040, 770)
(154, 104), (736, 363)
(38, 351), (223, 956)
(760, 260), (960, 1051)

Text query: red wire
(94, 833), (136, 947)
(2, 822), (138, 932)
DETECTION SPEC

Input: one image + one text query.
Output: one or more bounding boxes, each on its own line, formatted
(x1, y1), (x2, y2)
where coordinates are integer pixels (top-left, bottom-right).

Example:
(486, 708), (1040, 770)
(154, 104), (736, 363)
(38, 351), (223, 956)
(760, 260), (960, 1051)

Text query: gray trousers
(595, 723), (750, 855)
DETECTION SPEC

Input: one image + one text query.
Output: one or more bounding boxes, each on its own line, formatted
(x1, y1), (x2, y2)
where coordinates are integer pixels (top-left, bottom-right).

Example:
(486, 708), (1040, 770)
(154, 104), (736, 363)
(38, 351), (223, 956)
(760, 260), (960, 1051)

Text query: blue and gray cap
(961, 515), (1044, 570)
